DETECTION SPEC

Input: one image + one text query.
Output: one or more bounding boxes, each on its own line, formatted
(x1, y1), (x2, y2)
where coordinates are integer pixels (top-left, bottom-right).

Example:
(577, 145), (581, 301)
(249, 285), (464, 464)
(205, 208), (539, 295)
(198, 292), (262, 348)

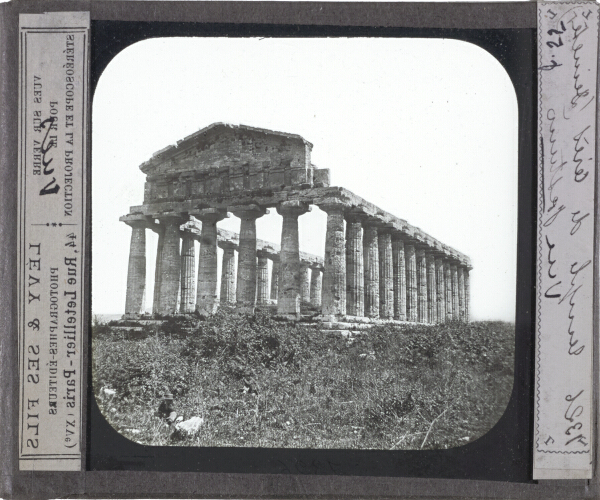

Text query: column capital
(152, 211), (188, 225)
(120, 213), (150, 229)
(317, 199), (348, 215)
(229, 204), (268, 220)
(190, 207), (228, 223)
(345, 210), (368, 224)
(257, 248), (276, 259)
(218, 240), (238, 251)
(276, 200), (311, 218)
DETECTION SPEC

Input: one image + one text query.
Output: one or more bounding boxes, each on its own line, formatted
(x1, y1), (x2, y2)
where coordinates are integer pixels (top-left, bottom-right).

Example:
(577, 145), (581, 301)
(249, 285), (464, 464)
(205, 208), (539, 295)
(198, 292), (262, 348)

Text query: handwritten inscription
(534, 3), (597, 480)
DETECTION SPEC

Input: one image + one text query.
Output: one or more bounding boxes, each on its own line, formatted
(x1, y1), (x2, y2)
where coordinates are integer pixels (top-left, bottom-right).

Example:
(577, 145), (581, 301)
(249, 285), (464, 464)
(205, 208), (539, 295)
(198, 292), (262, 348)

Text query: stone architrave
(320, 201), (347, 317)
(256, 252), (270, 305)
(219, 242), (236, 305)
(435, 258), (446, 322)
(363, 224), (380, 319)
(416, 249), (428, 323)
(156, 214), (186, 315)
(310, 267), (322, 307)
(193, 208), (227, 315)
(276, 201), (310, 316)
(300, 263), (311, 303)
(151, 225), (165, 315)
(345, 215), (364, 317)
(231, 204), (267, 312)
(426, 253), (437, 324)
(458, 267), (466, 321)
(405, 244), (417, 322)
(123, 218), (147, 317)
(451, 264), (459, 319)
(270, 259), (280, 301)
(464, 269), (471, 321)
(444, 262), (453, 321)
(392, 236), (407, 321)
(378, 230), (394, 319)
(179, 234), (196, 313)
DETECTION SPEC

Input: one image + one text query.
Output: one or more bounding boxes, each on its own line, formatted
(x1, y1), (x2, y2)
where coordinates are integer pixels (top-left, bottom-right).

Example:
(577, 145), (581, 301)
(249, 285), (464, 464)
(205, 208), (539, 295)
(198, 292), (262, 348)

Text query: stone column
(270, 259), (280, 301)
(256, 251), (270, 305)
(345, 214), (364, 317)
(426, 253), (437, 324)
(310, 266), (322, 307)
(416, 249), (428, 323)
(378, 230), (394, 319)
(300, 263), (311, 303)
(405, 244), (417, 322)
(363, 224), (380, 319)
(157, 215), (185, 316)
(124, 219), (147, 317)
(231, 204), (267, 313)
(179, 233), (196, 313)
(193, 208), (227, 315)
(276, 201), (310, 316)
(392, 236), (407, 321)
(435, 258), (446, 322)
(152, 225), (165, 315)
(464, 268), (471, 322)
(320, 201), (347, 317)
(451, 264), (459, 319)
(219, 242), (237, 305)
(444, 261), (453, 321)
(458, 266), (466, 321)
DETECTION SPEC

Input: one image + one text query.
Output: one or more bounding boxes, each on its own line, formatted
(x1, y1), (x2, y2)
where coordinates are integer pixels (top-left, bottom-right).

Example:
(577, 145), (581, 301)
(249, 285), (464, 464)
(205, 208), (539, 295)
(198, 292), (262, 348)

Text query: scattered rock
(174, 416), (204, 436)
(99, 387), (116, 401)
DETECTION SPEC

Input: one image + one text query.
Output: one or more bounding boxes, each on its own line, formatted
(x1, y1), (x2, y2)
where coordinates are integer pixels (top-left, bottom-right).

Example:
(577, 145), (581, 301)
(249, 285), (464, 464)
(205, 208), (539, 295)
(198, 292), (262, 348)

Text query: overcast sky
(92, 37), (518, 321)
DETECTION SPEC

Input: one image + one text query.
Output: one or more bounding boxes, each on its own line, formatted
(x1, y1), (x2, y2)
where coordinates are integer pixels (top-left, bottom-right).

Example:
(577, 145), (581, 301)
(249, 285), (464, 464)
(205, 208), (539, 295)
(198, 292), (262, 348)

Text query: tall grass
(92, 310), (514, 450)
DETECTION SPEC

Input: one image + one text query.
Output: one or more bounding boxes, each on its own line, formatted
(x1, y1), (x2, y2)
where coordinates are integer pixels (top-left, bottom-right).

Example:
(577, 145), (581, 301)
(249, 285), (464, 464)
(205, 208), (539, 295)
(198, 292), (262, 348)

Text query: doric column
(464, 268), (471, 321)
(444, 261), (453, 321)
(426, 253), (437, 324)
(193, 208), (227, 315)
(451, 264), (459, 319)
(458, 266), (466, 321)
(435, 258), (446, 322)
(416, 249), (428, 323)
(256, 251), (270, 305)
(156, 214), (186, 315)
(363, 224), (380, 319)
(219, 241), (237, 305)
(300, 263), (311, 303)
(320, 201), (347, 317)
(310, 266), (322, 307)
(270, 259), (280, 301)
(405, 244), (417, 322)
(123, 217), (147, 317)
(345, 214), (364, 317)
(392, 236), (407, 321)
(276, 201), (310, 316)
(231, 204), (267, 312)
(152, 225), (165, 315)
(378, 230), (394, 319)
(179, 233), (196, 313)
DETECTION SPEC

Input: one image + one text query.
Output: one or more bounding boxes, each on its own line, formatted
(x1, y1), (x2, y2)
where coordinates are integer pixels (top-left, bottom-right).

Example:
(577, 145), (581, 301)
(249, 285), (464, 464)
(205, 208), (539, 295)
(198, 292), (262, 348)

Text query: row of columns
(319, 202), (471, 322)
(124, 201), (470, 323)
(123, 204), (324, 317)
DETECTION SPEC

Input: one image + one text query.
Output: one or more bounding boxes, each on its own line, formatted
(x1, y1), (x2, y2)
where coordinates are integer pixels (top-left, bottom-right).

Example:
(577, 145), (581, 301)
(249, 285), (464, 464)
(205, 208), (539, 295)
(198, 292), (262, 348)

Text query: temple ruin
(120, 123), (472, 323)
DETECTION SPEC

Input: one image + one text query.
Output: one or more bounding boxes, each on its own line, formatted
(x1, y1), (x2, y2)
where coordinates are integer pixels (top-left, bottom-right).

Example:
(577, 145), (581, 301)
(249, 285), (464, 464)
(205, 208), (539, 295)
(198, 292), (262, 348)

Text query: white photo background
(92, 37), (518, 322)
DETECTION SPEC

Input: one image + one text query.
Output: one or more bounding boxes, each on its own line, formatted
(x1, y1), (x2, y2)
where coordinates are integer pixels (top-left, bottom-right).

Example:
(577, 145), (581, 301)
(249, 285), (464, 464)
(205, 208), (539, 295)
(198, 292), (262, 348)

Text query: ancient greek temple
(120, 123), (472, 323)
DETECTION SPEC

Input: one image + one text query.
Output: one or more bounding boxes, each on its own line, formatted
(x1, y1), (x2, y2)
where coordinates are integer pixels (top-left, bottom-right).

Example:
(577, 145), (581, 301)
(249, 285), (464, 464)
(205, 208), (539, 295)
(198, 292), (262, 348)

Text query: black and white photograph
(91, 36), (518, 451)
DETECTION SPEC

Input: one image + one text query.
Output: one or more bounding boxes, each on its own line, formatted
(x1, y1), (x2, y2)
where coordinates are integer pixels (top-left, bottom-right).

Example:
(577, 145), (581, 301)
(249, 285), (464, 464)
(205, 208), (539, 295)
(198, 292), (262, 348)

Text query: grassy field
(92, 309), (514, 450)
